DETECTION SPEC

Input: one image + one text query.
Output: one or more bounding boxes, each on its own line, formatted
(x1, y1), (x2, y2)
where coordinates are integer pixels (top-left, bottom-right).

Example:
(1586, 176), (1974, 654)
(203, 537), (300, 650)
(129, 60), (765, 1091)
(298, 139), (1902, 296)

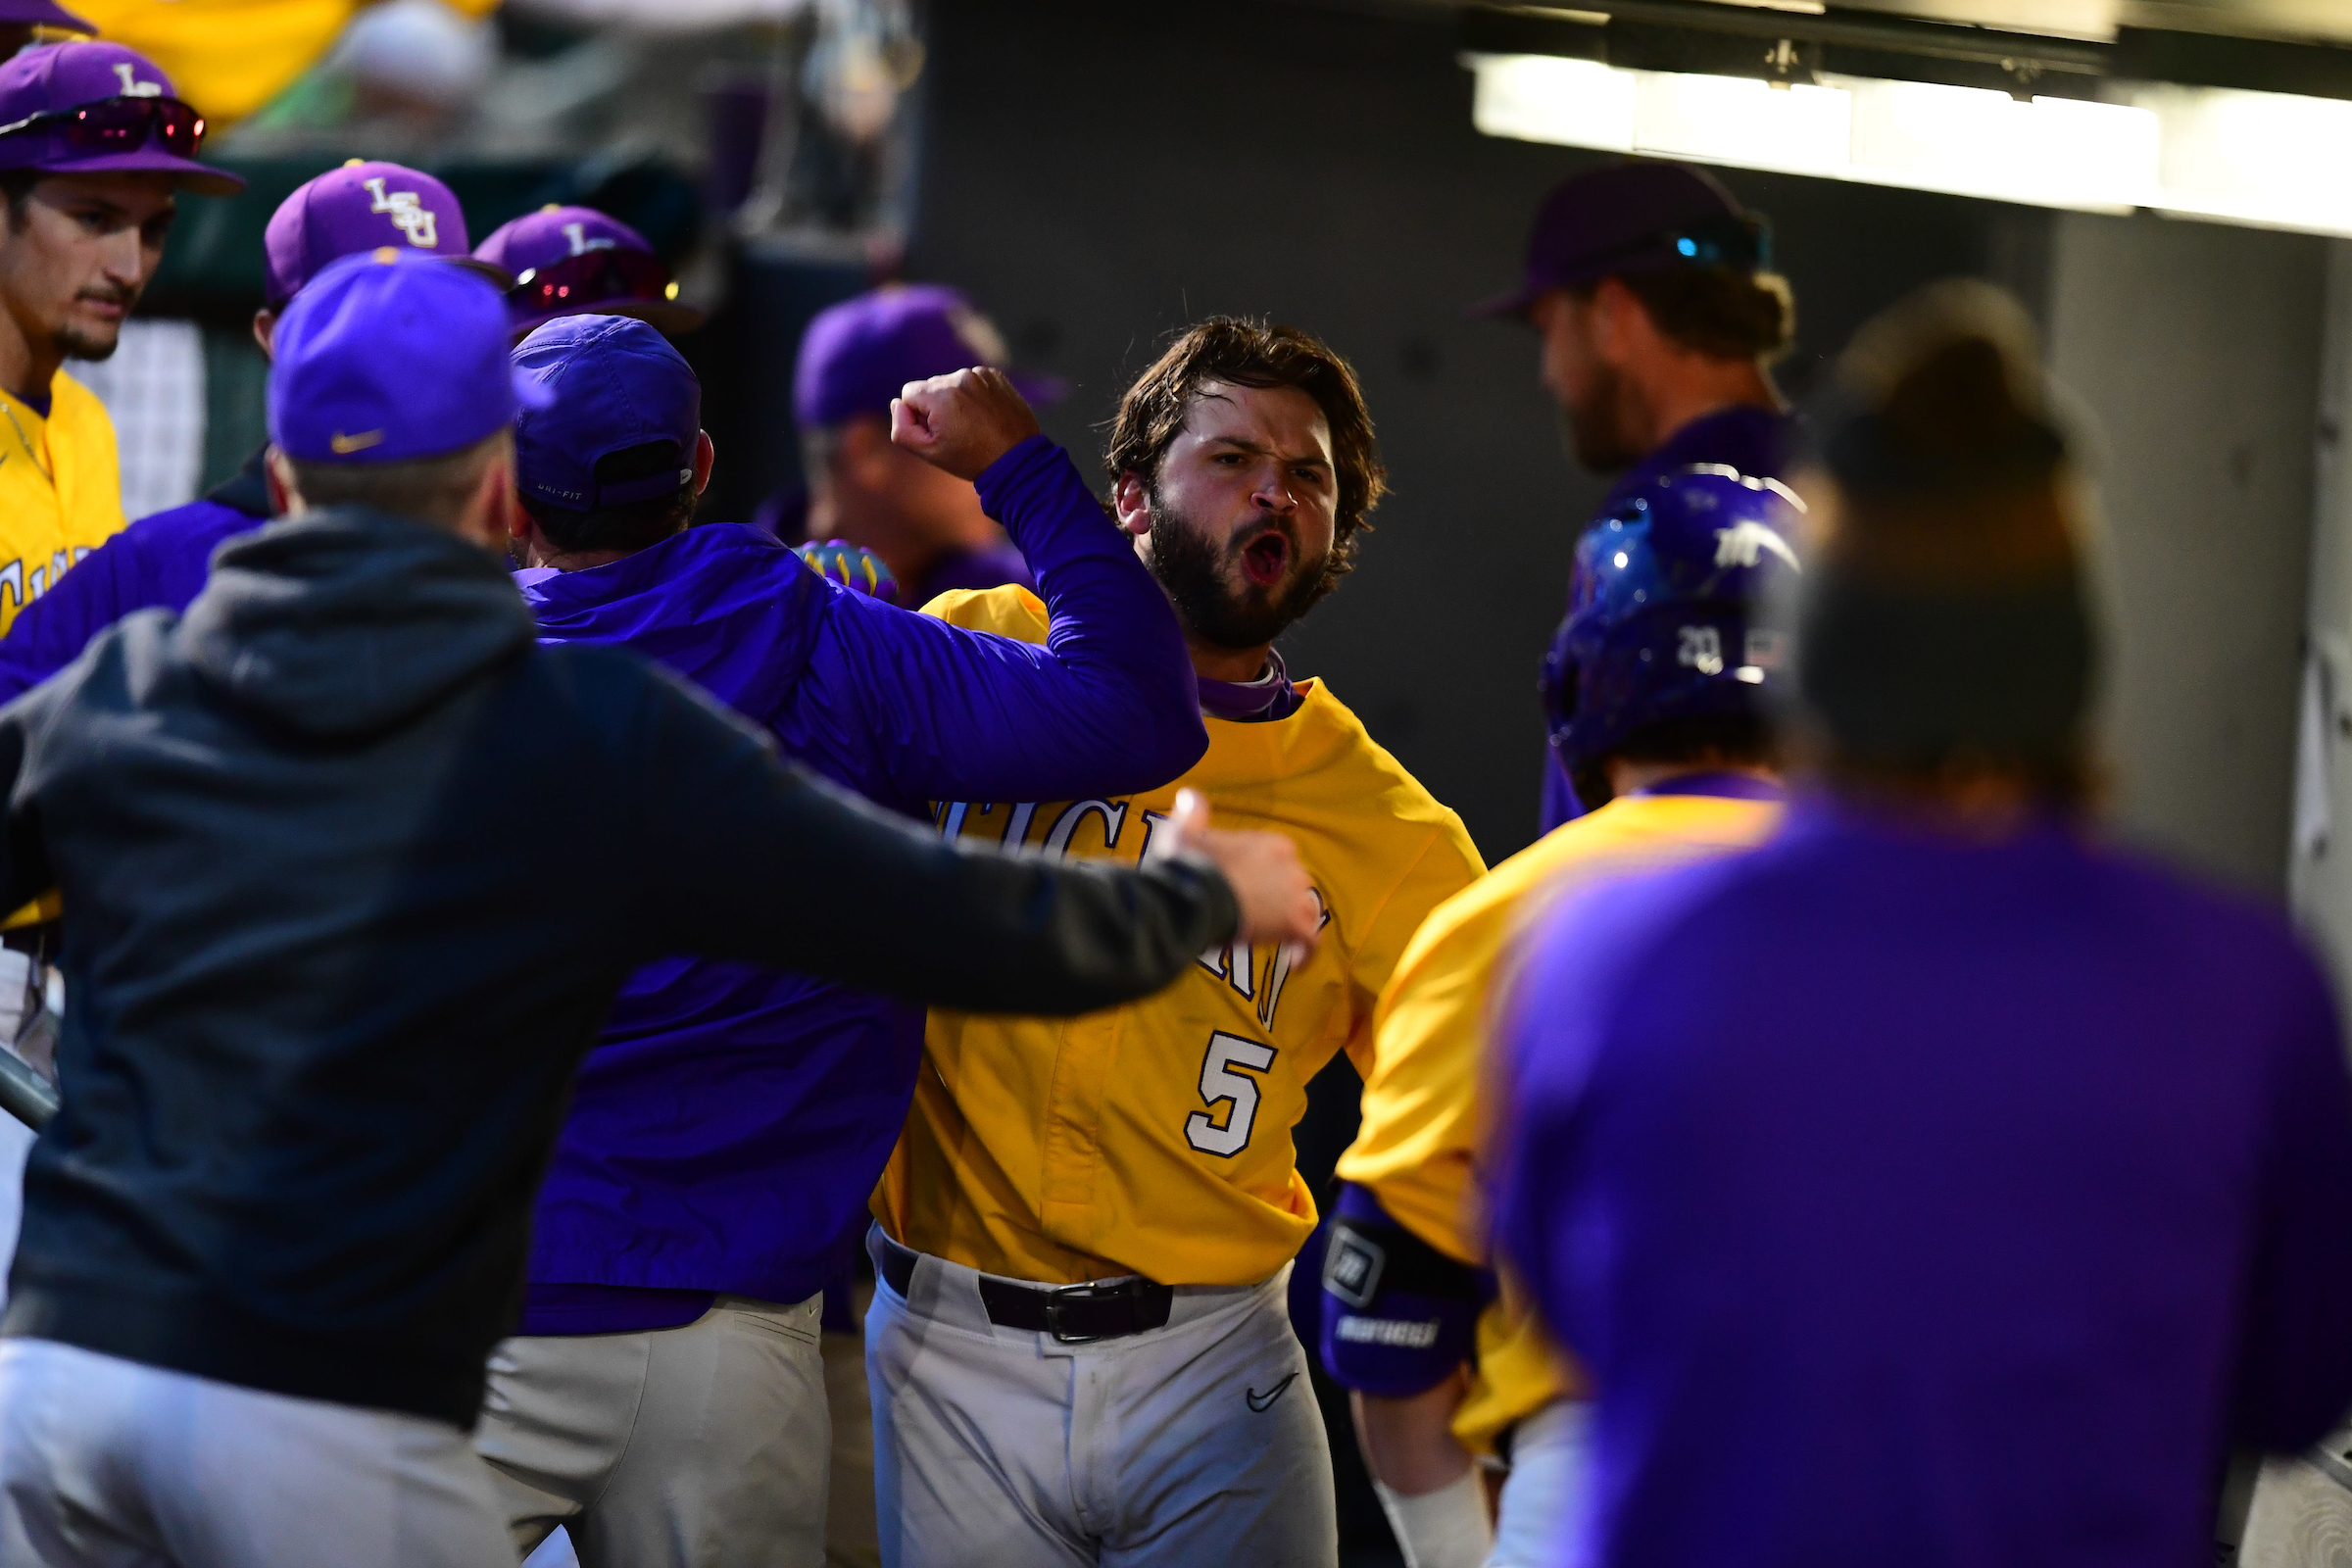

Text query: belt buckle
(1043, 1281), (1121, 1345)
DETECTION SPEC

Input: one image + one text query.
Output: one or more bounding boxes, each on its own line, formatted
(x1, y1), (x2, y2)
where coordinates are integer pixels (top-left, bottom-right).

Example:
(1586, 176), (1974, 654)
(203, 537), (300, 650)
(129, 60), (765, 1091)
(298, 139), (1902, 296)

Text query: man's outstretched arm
(634, 666), (1313, 1016)
(808, 368), (1206, 807)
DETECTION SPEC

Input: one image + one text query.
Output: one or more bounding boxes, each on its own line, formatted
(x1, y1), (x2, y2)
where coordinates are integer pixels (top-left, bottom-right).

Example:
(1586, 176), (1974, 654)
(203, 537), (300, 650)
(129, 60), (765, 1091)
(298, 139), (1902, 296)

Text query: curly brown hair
(1104, 317), (1387, 578)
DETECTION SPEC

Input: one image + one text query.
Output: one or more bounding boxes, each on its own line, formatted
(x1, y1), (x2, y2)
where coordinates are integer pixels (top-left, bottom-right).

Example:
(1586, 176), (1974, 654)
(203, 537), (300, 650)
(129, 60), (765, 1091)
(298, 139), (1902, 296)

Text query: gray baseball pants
(864, 1232), (1337, 1568)
(473, 1292), (829, 1568)
(0, 1337), (512, 1567)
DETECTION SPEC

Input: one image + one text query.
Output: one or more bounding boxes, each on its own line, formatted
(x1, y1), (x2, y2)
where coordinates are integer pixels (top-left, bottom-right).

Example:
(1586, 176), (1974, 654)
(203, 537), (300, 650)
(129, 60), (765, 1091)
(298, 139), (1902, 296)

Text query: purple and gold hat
(270, 247), (552, 466)
(793, 284), (1061, 430)
(0, 43), (242, 198)
(264, 160), (507, 309)
(0, 0), (95, 37)
(475, 206), (704, 338)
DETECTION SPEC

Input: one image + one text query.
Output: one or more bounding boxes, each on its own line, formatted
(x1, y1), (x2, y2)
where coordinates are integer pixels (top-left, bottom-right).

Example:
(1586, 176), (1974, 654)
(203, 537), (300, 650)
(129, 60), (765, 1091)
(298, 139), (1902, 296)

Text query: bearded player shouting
(869, 318), (1484, 1568)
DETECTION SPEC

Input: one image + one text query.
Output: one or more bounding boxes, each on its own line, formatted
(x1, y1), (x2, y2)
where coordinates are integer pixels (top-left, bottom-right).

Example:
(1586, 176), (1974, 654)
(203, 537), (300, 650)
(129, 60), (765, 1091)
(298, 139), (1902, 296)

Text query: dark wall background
(907, 0), (2056, 867)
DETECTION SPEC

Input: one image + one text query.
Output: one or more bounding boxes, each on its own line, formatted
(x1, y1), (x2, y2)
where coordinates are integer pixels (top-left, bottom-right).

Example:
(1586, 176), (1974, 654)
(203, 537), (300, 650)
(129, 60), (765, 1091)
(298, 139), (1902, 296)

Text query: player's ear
(251, 308), (277, 363)
(264, 445), (299, 516)
(691, 430), (715, 497)
(1592, 276), (1647, 359)
(1111, 471), (1152, 538)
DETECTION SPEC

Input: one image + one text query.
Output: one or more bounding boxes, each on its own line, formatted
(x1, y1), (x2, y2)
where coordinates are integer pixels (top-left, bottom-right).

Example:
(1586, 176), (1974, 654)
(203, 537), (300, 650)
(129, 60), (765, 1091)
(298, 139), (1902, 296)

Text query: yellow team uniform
(0, 373), (124, 638)
(1337, 787), (1781, 1455)
(0, 372), (122, 928)
(877, 585), (1486, 1286)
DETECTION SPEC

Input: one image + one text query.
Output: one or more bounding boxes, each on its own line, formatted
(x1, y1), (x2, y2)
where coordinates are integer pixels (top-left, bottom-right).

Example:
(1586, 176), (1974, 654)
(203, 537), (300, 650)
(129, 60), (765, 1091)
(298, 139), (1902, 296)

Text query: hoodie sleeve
(794, 436), (1205, 807)
(630, 663), (1236, 1015)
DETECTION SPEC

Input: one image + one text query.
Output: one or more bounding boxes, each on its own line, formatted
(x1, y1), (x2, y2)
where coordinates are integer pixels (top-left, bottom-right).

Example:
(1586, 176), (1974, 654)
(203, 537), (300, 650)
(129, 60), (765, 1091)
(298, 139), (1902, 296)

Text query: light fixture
(1466, 50), (2352, 238)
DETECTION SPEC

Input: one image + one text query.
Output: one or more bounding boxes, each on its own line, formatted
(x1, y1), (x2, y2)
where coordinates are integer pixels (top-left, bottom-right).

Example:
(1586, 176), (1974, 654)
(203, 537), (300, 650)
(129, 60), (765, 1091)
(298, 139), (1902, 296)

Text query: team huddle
(0, 32), (2348, 1568)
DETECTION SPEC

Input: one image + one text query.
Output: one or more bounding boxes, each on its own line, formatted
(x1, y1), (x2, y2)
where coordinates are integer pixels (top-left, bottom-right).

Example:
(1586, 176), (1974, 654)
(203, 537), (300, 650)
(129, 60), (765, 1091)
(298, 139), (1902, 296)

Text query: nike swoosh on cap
(330, 430), (385, 455)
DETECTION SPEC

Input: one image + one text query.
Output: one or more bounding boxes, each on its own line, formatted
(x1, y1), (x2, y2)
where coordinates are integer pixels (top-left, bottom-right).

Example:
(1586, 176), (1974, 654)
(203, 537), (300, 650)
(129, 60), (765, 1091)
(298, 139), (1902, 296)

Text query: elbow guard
(1319, 1182), (1493, 1398)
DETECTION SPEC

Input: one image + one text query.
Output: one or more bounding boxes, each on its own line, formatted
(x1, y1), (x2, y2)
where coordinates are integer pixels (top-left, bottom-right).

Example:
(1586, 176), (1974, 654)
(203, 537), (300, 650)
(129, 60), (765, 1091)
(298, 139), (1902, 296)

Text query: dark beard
(1147, 495), (1338, 651)
(55, 323), (122, 363)
(1564, 357), (1642, 473)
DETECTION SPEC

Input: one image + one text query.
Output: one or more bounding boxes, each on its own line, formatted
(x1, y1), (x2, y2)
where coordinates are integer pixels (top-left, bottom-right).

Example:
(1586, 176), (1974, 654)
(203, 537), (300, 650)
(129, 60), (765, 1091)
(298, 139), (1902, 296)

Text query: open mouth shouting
(1239, 528), (1293, 589)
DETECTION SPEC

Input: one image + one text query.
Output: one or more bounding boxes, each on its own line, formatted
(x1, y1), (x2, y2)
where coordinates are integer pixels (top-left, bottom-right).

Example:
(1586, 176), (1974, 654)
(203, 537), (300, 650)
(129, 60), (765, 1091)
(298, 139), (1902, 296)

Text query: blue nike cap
(512, 314), (700, 512)
(270, 247), (551, 465)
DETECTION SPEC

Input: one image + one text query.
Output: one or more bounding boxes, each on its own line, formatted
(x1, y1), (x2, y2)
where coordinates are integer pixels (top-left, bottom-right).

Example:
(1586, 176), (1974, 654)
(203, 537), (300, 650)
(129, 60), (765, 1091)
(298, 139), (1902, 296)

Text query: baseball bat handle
(0, 1048), (56, 1132)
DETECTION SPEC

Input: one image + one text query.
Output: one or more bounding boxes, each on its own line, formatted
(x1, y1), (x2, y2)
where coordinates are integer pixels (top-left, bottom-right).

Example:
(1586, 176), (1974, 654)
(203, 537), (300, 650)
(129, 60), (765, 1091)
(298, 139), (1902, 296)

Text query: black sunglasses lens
(154, 102), (204, 157)
(512, 250), (671, 309)
(63, 99), (204, 158)
(68, 100), (146, 147)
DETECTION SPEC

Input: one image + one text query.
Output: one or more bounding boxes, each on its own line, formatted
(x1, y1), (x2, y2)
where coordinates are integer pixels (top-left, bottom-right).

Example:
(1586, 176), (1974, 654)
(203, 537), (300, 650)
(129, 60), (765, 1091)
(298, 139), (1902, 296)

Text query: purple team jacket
(514, 435), (1205, 1327)
(0, 451), (271, 702)
(1496, 801), (2352, 1568)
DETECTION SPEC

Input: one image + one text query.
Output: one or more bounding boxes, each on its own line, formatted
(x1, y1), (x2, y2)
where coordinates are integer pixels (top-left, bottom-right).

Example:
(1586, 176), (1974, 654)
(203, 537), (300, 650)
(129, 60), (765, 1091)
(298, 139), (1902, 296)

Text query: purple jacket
(1541, 405), (1794, 831)
(0, 450), (271, 702)
(1495, 802), (2352, 1568)
(516, 436), (1204, 1323)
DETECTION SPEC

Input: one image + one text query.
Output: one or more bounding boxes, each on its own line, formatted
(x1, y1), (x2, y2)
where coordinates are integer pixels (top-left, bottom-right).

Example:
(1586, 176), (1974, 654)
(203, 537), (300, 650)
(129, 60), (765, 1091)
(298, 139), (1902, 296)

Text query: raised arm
(806, 368), (1204, 806)
(636, 667), (1312, 1015)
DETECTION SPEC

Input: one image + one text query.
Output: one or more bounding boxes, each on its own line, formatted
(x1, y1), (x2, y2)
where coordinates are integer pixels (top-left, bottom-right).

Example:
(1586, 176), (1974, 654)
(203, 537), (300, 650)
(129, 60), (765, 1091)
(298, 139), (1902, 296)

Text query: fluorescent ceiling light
(1466, 51), (2352, 238)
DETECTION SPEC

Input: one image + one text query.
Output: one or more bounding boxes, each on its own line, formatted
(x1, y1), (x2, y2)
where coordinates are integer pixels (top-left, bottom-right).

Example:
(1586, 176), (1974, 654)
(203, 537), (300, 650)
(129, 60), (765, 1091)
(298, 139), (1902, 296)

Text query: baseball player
(1477, 160), (1796, 830)
(1323, 466), (1801, 1568)
(474, 203), (706, 342)
(798, 284), (1053, 604)
(870, 316), (1486, 1568)
(0, 159), (505, 703)
(0, 41), (244, 640)
(471, 313), (1221, 1568)
(1494, 284), (2352, 1567)
(0, 246), (1319, 1567)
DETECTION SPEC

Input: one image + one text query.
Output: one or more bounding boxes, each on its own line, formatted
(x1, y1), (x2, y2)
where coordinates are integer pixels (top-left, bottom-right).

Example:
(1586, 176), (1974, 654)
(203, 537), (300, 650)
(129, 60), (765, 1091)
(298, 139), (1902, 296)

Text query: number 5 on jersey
(1187, 1032), (1277, 1158)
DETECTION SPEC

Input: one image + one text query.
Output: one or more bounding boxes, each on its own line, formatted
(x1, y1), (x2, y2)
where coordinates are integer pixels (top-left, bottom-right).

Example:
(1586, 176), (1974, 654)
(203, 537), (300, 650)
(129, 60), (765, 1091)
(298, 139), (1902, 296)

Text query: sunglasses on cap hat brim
(507, 247), (705, 337)
(0, 92), (245, 196)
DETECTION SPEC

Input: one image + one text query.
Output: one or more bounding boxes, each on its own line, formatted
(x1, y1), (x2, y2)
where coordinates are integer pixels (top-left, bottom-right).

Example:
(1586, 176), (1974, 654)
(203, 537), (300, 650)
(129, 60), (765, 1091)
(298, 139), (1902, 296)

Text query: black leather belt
(878, 1235), (1174, 1344)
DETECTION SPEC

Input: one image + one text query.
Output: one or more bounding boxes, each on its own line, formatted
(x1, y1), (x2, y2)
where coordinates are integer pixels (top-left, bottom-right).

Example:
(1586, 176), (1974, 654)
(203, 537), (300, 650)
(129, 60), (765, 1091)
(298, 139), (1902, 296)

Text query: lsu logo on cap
(111, 64), (162, 98)
(561, 220), (615, 257)
(362, 176), (439, 250)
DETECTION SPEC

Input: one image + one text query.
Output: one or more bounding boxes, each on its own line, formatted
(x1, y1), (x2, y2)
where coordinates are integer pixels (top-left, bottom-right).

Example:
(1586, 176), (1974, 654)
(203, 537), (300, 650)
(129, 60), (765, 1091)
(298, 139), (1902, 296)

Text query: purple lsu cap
(270, 247), (552, 466)
(512, 315), (699, 512)
(0, 43), (243, 198)
(475, 205), (706, 338)
(0, 0), (94, 36)
(265, 160), (509, 309)
(794, 283), (1061, 430)
(1473, 160), (1767, 319)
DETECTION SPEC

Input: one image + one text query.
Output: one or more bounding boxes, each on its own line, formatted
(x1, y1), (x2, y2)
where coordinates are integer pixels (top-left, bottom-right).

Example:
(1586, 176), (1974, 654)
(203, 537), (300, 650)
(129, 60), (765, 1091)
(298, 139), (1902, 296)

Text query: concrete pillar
(2045, 211), (2327, 897)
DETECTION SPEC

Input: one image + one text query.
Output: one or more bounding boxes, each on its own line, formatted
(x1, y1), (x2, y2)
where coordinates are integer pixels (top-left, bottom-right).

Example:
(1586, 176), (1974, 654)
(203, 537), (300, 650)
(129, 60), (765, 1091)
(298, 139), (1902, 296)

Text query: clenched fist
(889, 367), (1044, 480)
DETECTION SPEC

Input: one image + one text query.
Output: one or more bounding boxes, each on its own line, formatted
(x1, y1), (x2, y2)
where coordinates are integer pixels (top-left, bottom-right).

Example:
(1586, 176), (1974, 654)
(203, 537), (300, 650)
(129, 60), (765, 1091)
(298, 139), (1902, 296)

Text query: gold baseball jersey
(877, 584), (1485, 1287)
(0, 373), (124, 639)
(1338, 787), (1782, 1454)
